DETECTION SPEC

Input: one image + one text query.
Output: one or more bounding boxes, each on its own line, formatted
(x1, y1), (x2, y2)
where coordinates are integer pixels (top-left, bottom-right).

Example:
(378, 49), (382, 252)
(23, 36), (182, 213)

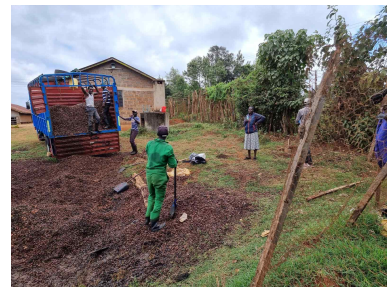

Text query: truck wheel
(38, 132), (45, 141)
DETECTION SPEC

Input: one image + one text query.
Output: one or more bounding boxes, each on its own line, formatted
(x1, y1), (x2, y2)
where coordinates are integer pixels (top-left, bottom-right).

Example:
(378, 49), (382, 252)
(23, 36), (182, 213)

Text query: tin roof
(11, 104), (31, 114)
(79, 57), (164, 82)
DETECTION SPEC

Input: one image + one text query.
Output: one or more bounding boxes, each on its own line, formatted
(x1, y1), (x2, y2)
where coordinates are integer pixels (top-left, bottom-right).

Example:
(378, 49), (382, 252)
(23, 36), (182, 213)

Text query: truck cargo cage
(27, 72), (122, 158)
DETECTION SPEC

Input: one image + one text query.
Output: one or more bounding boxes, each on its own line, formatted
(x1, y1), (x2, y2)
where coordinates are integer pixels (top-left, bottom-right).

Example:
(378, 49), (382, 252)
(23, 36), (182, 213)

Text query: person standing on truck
(295, 98), (313, 168)
(144, 126), (177, 232)
(102, 86), (113, 129)
(81, 85), (100, 134)
(119, 110), (140, 155)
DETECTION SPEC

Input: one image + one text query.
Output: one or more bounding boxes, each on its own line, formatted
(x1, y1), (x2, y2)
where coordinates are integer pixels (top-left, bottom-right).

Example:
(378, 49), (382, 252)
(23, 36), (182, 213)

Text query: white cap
(304, 98), (311, 105)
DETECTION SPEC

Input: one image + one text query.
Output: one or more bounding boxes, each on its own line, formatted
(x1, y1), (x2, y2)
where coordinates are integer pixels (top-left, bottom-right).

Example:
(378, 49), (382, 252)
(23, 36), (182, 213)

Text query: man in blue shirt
(119, 110), (140, 155)
(371, 89), (387, 168)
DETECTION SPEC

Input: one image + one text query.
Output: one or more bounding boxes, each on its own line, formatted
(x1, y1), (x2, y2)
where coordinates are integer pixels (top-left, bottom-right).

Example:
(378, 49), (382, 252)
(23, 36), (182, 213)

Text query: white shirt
(85, 93), (94, 108)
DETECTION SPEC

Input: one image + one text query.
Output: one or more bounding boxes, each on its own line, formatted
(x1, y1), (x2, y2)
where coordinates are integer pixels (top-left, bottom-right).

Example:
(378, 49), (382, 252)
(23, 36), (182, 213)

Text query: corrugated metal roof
(11, 104), (31, 114)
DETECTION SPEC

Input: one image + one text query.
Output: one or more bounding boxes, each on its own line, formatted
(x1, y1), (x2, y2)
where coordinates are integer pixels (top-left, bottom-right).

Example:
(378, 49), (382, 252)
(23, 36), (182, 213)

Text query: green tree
(316, 5), (387, 150)
(183, 57), (202, 91)
(233, 50), (253, 79)
(245, 29), (321, 133)
(165, 67), (189, 99)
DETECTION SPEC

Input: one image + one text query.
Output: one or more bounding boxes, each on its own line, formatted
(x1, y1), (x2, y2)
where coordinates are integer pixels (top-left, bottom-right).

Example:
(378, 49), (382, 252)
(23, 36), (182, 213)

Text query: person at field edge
(101, 85), (113, 129)
(144, 126), (177, 232)
(81, 85), (100, 134)
(295, 98), (313, 168)
(244, 107), (266, 160)
(119, 110), (140, 155)
(370, 89), (387, 168)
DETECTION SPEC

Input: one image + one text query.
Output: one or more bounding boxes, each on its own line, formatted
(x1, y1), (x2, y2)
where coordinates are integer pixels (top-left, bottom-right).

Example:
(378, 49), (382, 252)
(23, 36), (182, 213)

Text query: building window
(118, 90), (123, 107)
(11, 117), (18, 125)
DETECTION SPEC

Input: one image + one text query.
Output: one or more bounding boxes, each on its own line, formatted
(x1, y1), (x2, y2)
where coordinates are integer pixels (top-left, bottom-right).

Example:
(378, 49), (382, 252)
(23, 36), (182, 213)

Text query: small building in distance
(80, 57), (166, 127)
(11, 104), (32, 125)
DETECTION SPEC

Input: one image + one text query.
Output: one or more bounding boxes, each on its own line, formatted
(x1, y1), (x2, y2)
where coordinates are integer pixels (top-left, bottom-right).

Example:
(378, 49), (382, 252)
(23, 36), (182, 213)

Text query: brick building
(80, 57), (165, 125)
(11, 104), (32, 125)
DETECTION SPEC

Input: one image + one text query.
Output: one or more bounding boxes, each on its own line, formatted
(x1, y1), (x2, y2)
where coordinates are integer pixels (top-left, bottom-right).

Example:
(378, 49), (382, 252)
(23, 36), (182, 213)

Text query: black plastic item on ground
(113, 182), (129, 193)
(191, 156), (206, 165)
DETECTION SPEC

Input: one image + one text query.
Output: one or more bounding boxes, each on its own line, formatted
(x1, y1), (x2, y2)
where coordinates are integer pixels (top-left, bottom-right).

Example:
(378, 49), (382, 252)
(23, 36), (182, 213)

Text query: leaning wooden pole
(251, 46), (341, 287)
(348, 163), (387, 225)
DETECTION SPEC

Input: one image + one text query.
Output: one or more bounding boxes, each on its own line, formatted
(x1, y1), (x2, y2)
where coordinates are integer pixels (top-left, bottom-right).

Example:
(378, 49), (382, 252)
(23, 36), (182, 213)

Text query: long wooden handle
(174, 167), (177, 200)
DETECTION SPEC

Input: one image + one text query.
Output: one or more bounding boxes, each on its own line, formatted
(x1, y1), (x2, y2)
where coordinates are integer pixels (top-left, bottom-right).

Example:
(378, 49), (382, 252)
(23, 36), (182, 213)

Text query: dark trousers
(299, 125), (313, 165)
(130, 129), (138, 152)
(103, 103), (112, 127)
(306, 149), (313, 165)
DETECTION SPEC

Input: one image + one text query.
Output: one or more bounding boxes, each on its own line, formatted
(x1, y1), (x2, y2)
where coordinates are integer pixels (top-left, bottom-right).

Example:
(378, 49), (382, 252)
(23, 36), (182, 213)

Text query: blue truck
(27, 72), (122, 158)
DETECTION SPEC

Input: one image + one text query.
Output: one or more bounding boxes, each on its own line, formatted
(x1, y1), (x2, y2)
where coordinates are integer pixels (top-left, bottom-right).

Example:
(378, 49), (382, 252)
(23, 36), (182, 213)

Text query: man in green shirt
(145, 126), (177, 232)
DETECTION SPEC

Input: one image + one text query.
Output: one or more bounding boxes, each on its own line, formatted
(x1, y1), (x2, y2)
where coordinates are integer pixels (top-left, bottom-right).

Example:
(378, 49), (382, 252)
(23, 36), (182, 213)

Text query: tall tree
(207, 45), (235, 83)
(233, 50), (253, 78)
(165, 67), (188, 99)
(183, 57), (202, 91)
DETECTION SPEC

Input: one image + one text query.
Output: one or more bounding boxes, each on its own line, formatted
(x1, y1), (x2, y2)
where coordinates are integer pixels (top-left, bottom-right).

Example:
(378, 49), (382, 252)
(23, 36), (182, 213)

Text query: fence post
(251, 46), (341, 287)
(348, 163), (387, 225)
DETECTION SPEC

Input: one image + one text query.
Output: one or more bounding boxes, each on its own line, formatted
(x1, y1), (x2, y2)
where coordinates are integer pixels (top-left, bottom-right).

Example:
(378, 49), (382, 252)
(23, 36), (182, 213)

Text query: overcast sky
(11, 5), (383, 106)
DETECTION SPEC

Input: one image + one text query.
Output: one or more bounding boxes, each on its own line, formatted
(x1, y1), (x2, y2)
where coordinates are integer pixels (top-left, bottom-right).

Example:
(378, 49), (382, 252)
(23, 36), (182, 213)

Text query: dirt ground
(11, 153), (254, 286)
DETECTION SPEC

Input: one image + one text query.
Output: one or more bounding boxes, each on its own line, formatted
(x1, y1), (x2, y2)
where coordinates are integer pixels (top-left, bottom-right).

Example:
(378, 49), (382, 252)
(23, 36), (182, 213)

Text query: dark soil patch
(50, 101), (116, 136)
(11, 154), (254, 286)
(216, 154), (229, 159)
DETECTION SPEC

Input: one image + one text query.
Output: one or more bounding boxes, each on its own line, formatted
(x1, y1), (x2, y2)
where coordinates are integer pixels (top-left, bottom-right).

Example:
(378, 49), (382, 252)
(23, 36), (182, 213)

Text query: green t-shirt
(145, 138), (177, 174)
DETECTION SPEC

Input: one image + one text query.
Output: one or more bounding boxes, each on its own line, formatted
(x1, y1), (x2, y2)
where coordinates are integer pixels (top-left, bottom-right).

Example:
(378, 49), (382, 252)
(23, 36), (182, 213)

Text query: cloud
(11, 5), (384, 106)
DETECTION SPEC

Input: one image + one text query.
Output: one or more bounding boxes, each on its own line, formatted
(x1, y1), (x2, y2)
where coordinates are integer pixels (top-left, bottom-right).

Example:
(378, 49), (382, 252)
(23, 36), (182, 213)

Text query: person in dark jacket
(243, 107), (266, 160)
(119, 110), (140, 155)
(371, 89), (387, 168)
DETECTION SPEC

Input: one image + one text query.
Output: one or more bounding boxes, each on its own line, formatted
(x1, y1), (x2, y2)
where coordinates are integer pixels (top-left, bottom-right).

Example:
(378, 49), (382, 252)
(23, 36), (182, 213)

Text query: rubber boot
(130, 144), (138, 155)
(150, 219), (166, 232)
(145, 217), (150, 225)
(88, 125), (94, 135)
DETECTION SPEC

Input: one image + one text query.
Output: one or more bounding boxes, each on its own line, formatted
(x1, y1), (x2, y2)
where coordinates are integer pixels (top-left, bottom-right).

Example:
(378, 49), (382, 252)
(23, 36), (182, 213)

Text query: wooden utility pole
(251, 46), (341, 287)
(367, 133), (376, 162)
(348, 163), (387, 225)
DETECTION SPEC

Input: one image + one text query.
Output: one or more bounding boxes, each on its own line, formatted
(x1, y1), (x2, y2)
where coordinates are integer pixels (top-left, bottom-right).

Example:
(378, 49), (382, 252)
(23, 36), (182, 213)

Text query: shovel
(113, 169), (146, 194)
(169, 167), (177, 219)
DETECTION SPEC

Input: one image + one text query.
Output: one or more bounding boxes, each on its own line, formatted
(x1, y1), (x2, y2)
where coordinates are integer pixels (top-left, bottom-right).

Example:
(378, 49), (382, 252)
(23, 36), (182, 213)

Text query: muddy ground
(11, 153), (255, 286)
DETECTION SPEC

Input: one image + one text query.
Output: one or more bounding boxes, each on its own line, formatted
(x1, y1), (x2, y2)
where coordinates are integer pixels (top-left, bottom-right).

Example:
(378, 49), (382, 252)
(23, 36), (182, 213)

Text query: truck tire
(38, 132), (45, 141)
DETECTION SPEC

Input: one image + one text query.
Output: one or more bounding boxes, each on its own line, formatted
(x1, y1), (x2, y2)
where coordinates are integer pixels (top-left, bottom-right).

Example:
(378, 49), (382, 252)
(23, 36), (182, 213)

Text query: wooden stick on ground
(131, 173), (149, 208)
(348, 163), (387, 225)
(251, 45), (342, 287)
(306, 181), (362, 202)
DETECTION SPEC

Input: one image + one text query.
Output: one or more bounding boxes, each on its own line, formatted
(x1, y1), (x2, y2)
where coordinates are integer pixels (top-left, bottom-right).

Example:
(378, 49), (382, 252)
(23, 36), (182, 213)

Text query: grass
(11, 124), (50, 161)
(12, 121), (387, 287)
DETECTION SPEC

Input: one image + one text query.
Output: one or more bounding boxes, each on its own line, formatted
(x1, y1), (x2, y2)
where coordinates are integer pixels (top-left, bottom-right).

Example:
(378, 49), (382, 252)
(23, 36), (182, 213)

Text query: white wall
(153, 82), (166, 110)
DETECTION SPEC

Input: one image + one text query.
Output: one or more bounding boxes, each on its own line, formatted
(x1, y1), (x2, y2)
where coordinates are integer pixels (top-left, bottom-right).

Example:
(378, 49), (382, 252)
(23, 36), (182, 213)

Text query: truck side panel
(53, 132), (120, 159)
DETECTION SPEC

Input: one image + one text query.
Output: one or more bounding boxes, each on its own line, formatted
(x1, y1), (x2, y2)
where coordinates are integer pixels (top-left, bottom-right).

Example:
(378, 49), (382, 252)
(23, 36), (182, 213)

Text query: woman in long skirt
(244, 107), (266, 160)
